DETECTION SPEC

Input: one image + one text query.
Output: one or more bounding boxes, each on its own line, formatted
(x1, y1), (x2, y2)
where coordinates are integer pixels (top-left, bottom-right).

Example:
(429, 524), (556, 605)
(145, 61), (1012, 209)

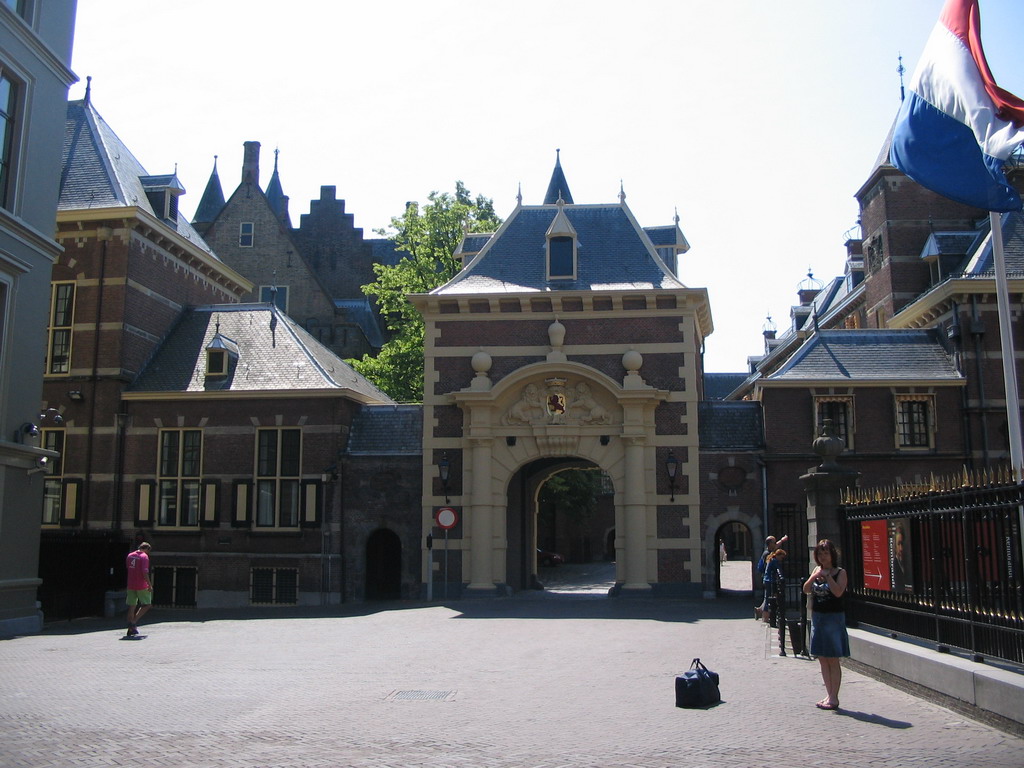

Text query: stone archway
(504, 458), (610, 591)
(448, 360), (669, 596)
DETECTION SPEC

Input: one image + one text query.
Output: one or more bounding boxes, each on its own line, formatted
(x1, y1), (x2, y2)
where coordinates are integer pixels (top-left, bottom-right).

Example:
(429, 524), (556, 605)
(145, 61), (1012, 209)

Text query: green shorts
(125, 589), (152, 606)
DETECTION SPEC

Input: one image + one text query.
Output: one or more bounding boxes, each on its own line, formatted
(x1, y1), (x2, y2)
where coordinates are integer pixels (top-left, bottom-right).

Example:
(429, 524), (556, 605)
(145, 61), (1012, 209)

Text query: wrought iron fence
(841, 469), (1024, 666)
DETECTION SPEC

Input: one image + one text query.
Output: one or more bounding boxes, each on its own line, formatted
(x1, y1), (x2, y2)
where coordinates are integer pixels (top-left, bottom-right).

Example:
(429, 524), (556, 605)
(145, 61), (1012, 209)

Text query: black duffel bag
(675, 657), (721, 708)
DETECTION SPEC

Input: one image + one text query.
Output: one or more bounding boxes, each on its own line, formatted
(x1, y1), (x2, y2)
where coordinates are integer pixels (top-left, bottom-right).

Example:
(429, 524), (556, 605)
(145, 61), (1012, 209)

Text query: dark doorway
(365, 528), (402, 600)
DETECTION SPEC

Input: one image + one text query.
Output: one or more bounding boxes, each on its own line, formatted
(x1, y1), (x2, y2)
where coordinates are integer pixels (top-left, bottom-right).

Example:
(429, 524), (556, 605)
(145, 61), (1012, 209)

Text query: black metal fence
(841, 471), (1024, 666)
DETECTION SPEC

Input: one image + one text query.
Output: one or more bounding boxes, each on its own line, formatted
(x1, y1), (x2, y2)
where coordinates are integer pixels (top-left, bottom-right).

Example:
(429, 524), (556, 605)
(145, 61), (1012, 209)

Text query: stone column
(800, 420), (859, 562)
(467, 436), (496, 593)
(622, 435), (651, 592)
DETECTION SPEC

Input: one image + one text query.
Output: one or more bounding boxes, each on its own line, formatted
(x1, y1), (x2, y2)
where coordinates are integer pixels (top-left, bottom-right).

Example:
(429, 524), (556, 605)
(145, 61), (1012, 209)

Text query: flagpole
(990, 211), (1024, 481)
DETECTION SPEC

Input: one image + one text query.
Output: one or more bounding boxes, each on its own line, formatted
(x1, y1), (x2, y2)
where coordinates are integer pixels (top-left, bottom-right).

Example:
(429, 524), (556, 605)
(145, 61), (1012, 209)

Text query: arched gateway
(412, 157), (712, 598)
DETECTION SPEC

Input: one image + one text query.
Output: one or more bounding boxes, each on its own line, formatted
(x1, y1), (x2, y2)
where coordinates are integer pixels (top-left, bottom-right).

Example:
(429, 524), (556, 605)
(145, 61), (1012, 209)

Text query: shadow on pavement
(834, 709), (913, 729)
(26, 561), (761, 636)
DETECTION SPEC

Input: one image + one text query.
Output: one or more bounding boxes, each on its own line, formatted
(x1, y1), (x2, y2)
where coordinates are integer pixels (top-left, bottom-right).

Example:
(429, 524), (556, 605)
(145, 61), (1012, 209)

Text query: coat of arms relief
(502, 377), (613, 426)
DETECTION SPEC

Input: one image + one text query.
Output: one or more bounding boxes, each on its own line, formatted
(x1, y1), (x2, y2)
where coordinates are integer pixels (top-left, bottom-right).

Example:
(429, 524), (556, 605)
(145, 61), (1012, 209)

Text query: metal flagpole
(989, 210), (1024, 572)
(990, 210), (1024, 480)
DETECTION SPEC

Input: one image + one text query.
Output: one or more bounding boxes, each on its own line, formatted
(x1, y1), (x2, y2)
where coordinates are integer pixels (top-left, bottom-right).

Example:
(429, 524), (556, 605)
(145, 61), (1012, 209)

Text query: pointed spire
(516, 182), (522, 207)
(264, 147), (290, 226)
(84, 75), (91, 106)
(193, 155), (226, 224)
(619, 179), (626, 204)
(543, 148), (573, 205)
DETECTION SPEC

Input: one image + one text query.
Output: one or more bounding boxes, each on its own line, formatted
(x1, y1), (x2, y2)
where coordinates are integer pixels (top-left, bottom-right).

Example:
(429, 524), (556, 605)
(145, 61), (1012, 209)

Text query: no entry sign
(435, 507), (458, 530)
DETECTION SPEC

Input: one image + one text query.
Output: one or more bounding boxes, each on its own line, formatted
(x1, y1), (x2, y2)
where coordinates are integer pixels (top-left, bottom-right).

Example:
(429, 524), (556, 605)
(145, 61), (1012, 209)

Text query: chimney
(242, 141), (261, 186)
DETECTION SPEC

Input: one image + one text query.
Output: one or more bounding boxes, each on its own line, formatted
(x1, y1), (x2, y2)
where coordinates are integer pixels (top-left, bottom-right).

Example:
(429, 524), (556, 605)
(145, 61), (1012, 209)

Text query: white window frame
(239, 221), (254, 247)
(157, 429), (203, 528)
(255, 428), (302, 529)
(45, 281), (75, 376)
(546, 235), (576, 280)
(0, 65), (22, 211)
(41, 428), (64, 526)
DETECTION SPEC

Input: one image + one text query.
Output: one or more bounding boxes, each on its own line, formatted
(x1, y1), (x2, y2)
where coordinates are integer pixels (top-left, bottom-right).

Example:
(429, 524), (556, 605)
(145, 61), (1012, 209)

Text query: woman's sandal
(815, 700), (839, 710)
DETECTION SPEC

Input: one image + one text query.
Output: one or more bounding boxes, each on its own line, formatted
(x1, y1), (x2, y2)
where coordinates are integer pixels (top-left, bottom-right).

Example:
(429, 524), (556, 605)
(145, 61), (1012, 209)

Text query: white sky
(69, 1), (1024, 372)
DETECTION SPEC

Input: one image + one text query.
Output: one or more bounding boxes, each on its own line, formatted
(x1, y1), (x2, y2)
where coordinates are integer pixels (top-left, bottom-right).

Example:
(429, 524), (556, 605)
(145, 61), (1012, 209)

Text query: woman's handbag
(675, 657), (721, 708)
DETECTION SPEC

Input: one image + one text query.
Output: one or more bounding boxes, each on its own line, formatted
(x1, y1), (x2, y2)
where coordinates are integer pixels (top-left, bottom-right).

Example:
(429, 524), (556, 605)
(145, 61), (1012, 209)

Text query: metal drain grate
(387, 690), (456, 701)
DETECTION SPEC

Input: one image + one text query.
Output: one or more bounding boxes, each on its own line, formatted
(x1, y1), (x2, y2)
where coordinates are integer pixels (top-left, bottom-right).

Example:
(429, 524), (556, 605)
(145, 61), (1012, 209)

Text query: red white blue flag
(890, 0), (1024, 212)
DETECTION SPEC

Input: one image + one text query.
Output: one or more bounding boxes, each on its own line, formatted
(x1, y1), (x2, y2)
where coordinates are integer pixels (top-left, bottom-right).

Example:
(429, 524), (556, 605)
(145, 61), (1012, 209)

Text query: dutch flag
(890, 0), (1024, 212)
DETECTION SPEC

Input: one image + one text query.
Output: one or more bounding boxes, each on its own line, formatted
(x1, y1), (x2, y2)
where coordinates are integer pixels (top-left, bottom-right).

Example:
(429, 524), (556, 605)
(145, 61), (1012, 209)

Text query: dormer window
(549, 237), (574, 277)
(545, 201), (577, 280)
(140, 174), (184, 226)
(205, 329), (239, 380)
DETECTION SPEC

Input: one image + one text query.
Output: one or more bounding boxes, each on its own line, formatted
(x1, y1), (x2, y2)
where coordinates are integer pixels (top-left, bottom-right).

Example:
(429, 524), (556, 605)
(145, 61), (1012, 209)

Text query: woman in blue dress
(803, 539), (850, 710)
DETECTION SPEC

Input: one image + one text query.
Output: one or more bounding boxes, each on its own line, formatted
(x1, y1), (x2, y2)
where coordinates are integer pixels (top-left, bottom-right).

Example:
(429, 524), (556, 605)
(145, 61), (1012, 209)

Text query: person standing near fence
(803, 539), (849, 710)
(755, 533), (787, 618)
(761, 548), (786, 624)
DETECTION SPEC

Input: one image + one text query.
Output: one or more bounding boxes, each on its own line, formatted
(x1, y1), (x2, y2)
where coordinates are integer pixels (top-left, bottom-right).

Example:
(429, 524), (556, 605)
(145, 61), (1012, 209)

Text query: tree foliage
(538, 469), (603, 524)
(351, 182), (502, 402)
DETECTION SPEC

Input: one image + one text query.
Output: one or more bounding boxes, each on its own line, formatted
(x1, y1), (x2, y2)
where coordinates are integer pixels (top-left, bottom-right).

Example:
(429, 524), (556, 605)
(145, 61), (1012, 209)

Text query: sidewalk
(2, 591), (1023, 768)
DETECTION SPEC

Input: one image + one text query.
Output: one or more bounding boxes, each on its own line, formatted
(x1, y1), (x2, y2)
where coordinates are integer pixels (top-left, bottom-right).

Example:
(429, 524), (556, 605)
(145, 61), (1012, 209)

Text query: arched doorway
(365, 528), (402, 600)
(505, 458), (613, 591)
(714, 520), (753, 594)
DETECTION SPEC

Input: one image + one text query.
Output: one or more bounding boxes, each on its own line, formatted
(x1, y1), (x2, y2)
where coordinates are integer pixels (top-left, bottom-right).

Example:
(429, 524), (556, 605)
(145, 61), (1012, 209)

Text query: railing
(841, 469), (1024, 666)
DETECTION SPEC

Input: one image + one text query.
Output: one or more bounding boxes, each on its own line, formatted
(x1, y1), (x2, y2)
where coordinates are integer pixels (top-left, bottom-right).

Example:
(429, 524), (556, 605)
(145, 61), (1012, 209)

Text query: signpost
(435, 507), (458, 600)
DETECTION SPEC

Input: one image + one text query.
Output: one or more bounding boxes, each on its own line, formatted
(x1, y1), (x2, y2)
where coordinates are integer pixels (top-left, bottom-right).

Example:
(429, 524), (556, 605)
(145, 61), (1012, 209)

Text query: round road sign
(436, 507), (458, 530)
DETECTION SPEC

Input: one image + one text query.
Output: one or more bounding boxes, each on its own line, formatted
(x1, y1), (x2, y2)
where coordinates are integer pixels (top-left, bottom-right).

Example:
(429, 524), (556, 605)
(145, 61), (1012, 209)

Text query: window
(206, 348), (227, 376)
(815, 396), (854, 449)
(158, 429), (202, 527)
(239, 221), (254, 247)
(896, 396), (932, 448)
(41, 429), (64, 525)
(152, 566), (197, 608)
(548, 236), (574, 278)
(46, 282), (75, 375)
(259, 285), (288, 312)
(0, 69), (18, 210)
(256, 428), (301, 528)
(251, 567), (298, 604)
(2, 1), (33, 23)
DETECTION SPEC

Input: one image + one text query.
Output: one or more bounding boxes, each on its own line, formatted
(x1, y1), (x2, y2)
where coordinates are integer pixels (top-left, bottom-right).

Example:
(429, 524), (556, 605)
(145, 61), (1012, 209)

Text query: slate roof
(59, 99), (216, 257)
(960, 212), (1024, 276)
(334, 298), (386, 349)
(129, 303), (394, 402)
(766, 329), (962, 383)
(698, 401), (764, 450)
(703, 373), (749, 400)
(434, 203), (685, 295)
(346, 405), (423, 455)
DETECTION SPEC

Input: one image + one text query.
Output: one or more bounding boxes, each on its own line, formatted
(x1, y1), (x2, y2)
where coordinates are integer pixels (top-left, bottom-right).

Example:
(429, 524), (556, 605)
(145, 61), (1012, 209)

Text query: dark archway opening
(365, 528), (402, 600)
(506, 458), (615, 593)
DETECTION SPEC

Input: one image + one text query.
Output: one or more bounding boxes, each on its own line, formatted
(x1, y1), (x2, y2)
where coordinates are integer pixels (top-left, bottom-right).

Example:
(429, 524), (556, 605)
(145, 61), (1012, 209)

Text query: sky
(68, 1), (1024, 372)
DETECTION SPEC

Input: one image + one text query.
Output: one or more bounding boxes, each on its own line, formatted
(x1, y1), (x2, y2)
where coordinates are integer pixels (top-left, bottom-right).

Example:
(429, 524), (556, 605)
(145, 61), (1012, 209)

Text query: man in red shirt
(125, 543), (153, 637)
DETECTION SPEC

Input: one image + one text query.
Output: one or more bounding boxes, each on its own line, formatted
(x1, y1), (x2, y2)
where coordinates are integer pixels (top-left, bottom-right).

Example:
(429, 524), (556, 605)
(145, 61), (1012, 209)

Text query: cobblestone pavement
(2, 587), (1023, 768)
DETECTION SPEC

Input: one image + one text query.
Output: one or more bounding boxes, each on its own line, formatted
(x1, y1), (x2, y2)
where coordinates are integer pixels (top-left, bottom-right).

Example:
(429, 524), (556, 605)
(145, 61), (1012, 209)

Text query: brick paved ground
(2, 585), (1023, 768)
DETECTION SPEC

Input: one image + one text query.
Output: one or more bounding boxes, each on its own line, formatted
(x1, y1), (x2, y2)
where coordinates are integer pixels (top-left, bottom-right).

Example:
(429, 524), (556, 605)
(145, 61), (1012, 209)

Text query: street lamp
(438, 452), (451, 504)
(665, 449), (679, 502)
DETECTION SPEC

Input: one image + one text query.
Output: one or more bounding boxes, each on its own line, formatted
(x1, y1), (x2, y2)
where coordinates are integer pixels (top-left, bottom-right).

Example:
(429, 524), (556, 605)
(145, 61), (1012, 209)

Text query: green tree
(352, 182), (502, 402)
